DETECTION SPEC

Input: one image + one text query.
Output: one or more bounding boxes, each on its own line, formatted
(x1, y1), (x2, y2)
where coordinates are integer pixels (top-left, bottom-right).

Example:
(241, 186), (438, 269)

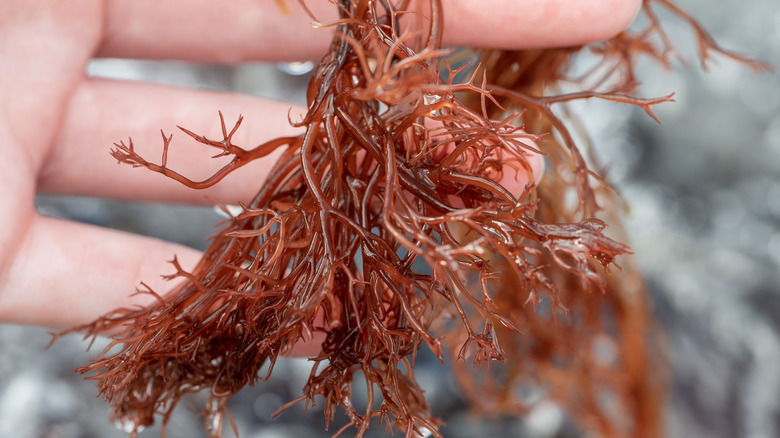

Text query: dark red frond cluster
(55, 1), (763, 437)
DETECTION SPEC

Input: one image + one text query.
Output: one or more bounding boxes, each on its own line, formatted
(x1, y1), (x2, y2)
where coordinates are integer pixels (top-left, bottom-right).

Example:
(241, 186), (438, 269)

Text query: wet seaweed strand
(57, 1), (768, 437)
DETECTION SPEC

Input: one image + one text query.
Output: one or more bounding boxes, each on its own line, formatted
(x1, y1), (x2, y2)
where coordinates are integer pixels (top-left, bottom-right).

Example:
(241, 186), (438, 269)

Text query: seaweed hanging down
(56, 1), (768, 437)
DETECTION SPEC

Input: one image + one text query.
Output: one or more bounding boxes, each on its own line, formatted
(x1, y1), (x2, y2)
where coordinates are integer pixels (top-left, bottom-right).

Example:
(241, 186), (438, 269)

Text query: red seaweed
(55, 1), (768, 437)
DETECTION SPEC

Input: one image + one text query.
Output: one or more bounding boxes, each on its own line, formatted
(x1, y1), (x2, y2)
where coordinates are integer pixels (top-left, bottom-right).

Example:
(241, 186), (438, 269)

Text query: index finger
(99, 0), (641, 62)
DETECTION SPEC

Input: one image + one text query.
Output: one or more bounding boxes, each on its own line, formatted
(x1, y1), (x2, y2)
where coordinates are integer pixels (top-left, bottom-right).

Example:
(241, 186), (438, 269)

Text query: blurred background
(2, 0), (779, 436)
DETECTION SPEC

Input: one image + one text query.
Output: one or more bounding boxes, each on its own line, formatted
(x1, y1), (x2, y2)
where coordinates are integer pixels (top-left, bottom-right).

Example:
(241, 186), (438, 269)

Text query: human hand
(0, 0), (640, 330)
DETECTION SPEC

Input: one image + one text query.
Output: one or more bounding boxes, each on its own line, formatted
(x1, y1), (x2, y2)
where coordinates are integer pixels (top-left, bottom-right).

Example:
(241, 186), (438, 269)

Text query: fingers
(443, 0), (641, 50)
(0, 213), (337, 357)
(40, 78), (305, 205)
(0, 214), (202, 329)
(43, 78), (544, 205)
(99, 0), (641, 62)
(98, 0), (336, 62)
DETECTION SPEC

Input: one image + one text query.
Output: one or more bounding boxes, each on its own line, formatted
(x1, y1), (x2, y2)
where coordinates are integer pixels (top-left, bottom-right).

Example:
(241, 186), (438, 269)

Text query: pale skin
(0, 0), (641, 330)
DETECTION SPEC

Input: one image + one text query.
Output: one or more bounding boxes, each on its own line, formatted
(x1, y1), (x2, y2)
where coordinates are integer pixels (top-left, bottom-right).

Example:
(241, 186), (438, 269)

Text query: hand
(0, 0), (640, 329)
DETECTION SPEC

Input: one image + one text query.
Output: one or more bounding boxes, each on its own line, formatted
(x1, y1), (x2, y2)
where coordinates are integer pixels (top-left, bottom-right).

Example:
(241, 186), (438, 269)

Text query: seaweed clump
(58, 1), (768, 437)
